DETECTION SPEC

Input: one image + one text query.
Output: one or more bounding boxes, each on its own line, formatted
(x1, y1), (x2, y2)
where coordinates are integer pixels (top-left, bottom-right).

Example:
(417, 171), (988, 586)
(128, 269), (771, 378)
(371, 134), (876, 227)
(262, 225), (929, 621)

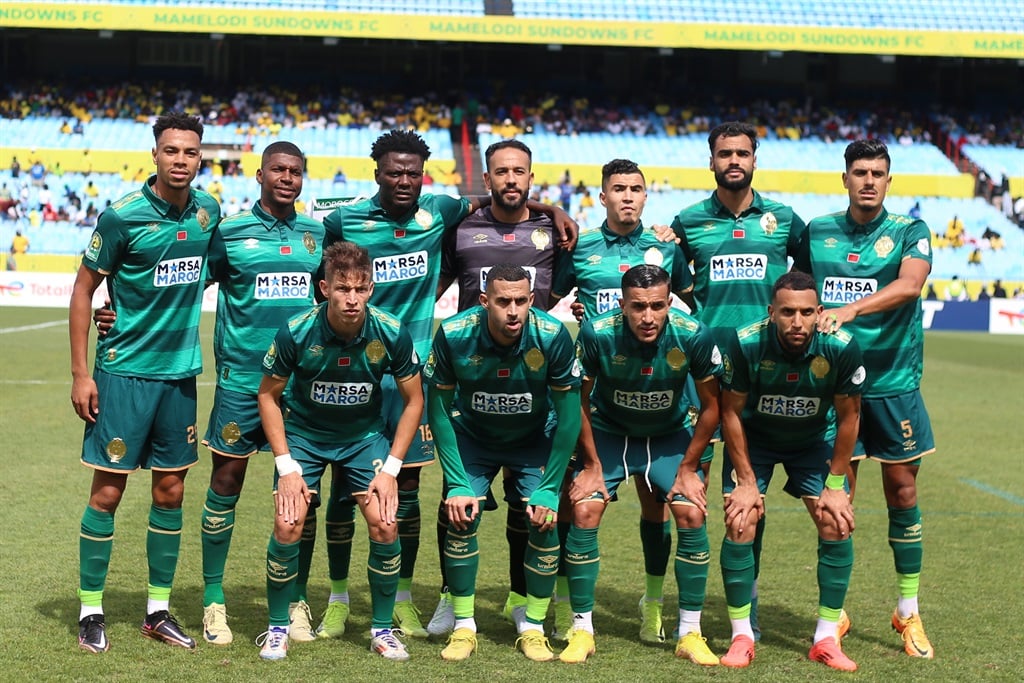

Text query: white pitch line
(0, 320), (66, 334)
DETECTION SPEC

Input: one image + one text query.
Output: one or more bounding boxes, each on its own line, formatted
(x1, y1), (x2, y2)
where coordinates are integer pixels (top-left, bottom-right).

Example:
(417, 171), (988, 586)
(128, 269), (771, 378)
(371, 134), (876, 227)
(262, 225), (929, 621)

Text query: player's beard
(714, 167), (753, 192)
(492, 185), (529, 213)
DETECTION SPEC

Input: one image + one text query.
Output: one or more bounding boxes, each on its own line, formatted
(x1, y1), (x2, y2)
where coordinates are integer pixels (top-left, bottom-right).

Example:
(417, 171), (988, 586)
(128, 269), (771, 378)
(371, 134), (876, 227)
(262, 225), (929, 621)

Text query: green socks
(146, 505), (182, 589)
(79, 506), (114, 595)
(201, 488), (239, 606)
(565, 525), (600, 612)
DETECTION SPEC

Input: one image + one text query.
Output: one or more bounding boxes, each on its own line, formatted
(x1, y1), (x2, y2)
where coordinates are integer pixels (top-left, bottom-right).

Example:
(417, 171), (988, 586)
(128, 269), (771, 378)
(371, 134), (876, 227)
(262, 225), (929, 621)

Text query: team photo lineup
(66, 112), (940, 672)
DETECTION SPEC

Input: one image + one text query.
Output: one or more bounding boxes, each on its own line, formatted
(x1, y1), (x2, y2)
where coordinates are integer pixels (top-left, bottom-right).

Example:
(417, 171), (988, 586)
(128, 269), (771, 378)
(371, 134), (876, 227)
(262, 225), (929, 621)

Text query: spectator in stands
(37, 184), (52, 212)
(10, 157), (20, 178)
(943, 275), (969, 301)
(909, 201), (922, 220)
(11, 229), (29, 255)
(333, 167), (347, 186)
(992, 280), (1007, 298)
(85, 181), (99, 199)
(73, 118), (85, 135)
(977, 285), (990, 301)
(967, 248), (983, 267)
(981, 226), (1004, 250)
(924, 283), (939, 300)
(0, 183), (14, 219)
(60, 119), (72, 135)
(946, 215), (965, 247)
(422, 170), (434, 186)
(29, 159), (46, 187)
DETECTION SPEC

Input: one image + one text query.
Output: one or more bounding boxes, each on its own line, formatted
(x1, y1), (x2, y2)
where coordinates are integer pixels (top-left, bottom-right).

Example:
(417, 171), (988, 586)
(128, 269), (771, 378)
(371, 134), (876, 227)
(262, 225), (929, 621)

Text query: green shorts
(202, 387), (265, 458)
(382, 373), (434, 467)
(81, 370), (199, 473)
(585, 428), (695, 503)
(275, 432), (390, 499)
(721, 440), (841, 499)
(855, 390), (935, 464)
(443, 428), (552, 503)
(681, 376), (720, 465)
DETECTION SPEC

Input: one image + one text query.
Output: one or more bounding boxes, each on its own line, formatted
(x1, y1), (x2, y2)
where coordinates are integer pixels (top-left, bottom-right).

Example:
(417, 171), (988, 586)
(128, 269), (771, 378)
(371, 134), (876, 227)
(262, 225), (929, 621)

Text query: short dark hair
(601, 158), (645, 187)
(772, 271), (819, 300)
(152, 112), (203, 144)
(370, 129), (431, 162)
(262, 141), (304, 165)
(485, 263), (531, 291)
(485, 139), (532, 169)
(323, 241), (371, 283)
(621, 264), (670, 291)
(844, 139), (890, 170)
(708, 121), (758, 153)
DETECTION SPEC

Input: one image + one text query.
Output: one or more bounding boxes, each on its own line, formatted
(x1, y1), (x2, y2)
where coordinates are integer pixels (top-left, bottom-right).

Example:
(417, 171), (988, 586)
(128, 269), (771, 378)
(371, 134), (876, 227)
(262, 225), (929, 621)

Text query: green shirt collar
(252, 200), (298, 231)
(709, 188), (766, 218)
(599, 220), (646, 245)
(844, 206), (889, 235)
(141, 175), (198, 219)
(317, 302), (368, 348)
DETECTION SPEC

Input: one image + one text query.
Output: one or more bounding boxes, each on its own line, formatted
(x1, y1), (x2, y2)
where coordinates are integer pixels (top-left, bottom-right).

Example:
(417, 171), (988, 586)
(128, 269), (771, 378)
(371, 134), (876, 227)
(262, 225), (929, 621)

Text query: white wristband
(380, 455), (403, 477)
(274, 453), (303, 477)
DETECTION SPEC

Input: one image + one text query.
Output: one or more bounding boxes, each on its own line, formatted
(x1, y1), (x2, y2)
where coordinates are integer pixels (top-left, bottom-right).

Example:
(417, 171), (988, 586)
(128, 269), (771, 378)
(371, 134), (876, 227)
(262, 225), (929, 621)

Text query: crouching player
(425, 263), (582, 662)
(716, 271), (863, 671)
(256, 241), (423, 661)
(560, 264), (725, 665)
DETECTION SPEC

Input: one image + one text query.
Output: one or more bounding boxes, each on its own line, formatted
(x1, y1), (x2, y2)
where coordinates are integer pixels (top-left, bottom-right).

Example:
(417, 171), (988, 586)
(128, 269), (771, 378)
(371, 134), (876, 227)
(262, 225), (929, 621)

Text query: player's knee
(571, 500), (605, 528)
(882, 469), (918, 509)
(274, 518), (304, 545)
(671, 502), (705, 528)
(151, 472), (186, 508)
(367, 522), (398, 544)
(210, 458), (246, 496)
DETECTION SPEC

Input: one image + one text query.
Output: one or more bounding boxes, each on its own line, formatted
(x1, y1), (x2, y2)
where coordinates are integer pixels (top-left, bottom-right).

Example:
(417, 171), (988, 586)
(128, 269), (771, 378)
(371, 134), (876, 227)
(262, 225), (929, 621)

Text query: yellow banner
(1, 4), (1021, 59)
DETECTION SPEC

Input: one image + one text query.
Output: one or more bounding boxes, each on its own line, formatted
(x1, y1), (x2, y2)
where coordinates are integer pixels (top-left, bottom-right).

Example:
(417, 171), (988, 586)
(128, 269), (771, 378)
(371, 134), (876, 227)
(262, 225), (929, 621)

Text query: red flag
(394, 229), (406, 238)
(338, 357), (350, 367)
(497, 368), (510, 378)
(176, 230), (187, 241)
(733, 229), (745, 239)
(503, 233), (516, 242)
(847, 253), (859, 263)
(641, 366), (654, 376)
(280, 246), (292, 255)
(786, 372), (798, 382)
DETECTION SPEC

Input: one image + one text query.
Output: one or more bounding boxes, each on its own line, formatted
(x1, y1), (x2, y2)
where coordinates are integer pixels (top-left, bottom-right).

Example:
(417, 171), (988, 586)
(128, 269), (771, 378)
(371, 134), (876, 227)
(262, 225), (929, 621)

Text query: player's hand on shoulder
(651, 224), (679, 244)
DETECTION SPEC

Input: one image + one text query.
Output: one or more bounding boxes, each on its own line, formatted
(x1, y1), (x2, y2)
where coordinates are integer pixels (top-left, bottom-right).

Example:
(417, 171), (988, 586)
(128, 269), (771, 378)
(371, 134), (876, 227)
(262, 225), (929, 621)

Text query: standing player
(198, 141), (325, 645)
(717, 271), (863, 671)
(666, 121), (807, 639)
(425, 264), (582, 662)
(256, 241), (423, 661)
(428, 138), (567, 636)
(559, 264), (724, 665)
(795, 139), (936, 660)
(91, 142), (326, 645)
(551, 159), (695, 648)
(307, 130), (575, 640)
(70, 112), (219, 653)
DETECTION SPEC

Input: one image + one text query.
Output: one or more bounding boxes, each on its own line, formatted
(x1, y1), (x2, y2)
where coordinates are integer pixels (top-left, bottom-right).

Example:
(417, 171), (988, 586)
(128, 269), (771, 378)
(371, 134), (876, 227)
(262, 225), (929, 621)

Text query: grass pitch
(1, 308), (1021, 682)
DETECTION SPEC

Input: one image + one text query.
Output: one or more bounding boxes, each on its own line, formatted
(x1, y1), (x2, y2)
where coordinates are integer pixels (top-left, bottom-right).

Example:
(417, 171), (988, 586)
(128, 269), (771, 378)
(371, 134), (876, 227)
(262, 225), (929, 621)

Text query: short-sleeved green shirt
(577, 307), (722, 437)
(722, 318), (865, 451)
(208, 201), (325, 394)
(794, 208), (932, 398)
(319, 193), (471, 358)
(552, 221), (692, 320)
(423, 306), (581, 448)
(263, 303), (419, 443)
(83, 177), (220, 379)
(670, 190), (806, 335)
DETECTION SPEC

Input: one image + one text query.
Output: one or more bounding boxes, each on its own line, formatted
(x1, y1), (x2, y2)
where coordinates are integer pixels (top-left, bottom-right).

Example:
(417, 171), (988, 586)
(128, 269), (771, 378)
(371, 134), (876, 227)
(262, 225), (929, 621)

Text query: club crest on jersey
(811, 356), (830, 378)
(531, 229), (550, 251)
(821, 277), (877, 304)
(221, 422), (241, 445)
(373, 250), (428, 283)
(666, 347), (687, 371)
(154, 256), (203, 287)
(709, 254), (766, 282)
(525, 348), (546, 372)
(197, 207), (211, 229)
(874, 236), (895, 258)
(760, 212), (777, 236)
(311, 381), (372, 406)
(757, 395), (821, 417)
(471, 391), (532, 414)
(415, 208), (432, 228)
(303, 232), (317, 254)
(365, 340), (386, 364)
(644, 247), (664, 267)
(106, 438), (127, 463)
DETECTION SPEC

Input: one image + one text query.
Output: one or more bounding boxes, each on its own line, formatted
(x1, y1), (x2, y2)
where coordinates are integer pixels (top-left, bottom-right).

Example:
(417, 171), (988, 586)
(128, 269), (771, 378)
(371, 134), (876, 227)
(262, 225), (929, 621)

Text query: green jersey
(577, 307), (722, 437)
(794, 208), (932, 397)
(318, 192), (471, 358)
(722, 319), (864, 451)
(208, 201), (325, 394)
(551, 221), (693, 320)
(262, 303), (419, 443)
(83, 177), (219, 380)
(424, 306), (581, 448)
(670, 190), (806, 334)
